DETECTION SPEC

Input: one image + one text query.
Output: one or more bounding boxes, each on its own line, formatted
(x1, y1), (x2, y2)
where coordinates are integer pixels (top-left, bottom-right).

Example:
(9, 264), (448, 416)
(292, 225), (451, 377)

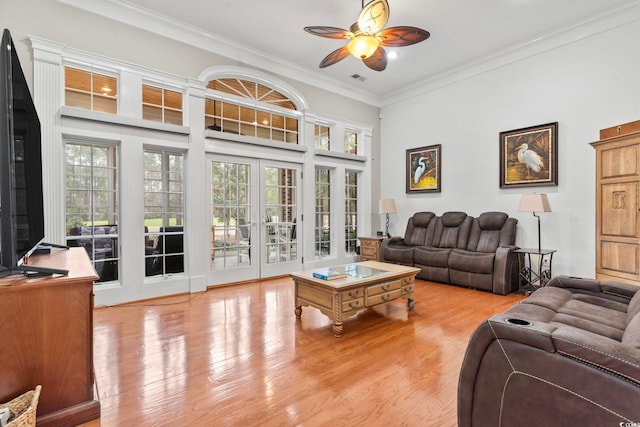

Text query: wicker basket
(1, 385), (41, 427)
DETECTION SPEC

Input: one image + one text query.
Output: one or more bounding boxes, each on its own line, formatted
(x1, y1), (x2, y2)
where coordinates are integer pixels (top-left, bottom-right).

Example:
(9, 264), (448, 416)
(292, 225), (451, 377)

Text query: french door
(207, 155), (301, 285)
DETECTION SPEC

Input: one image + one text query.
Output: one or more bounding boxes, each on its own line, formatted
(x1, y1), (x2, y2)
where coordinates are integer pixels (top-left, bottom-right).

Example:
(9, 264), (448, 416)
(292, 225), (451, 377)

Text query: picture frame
(406, 144), (441, 193)
(499, 122), (558, 188)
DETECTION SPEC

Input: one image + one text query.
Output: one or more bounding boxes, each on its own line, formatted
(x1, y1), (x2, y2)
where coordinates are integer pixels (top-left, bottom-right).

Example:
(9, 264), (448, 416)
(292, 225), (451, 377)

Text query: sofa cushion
(449, 249), (495, 274)
(441, 211), (468, 227)
(522, 287), (628, 340)
(433, 212), (472, 249)
(403, 212), (435, 246)
(381, 243), (414, 264)
(414, 246), (451, 267)
(622, 313), (640, 349)
(413, 211), (435, 228)
(478, 211), (508, 229)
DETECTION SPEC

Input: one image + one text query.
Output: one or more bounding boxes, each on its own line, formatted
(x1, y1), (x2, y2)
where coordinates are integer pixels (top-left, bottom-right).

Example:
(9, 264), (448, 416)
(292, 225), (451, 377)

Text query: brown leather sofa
(380, 211), (519, 294)
(458, 275), (640, 426)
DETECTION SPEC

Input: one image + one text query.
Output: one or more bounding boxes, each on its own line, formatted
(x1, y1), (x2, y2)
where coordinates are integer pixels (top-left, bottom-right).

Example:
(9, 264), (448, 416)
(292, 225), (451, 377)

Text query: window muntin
(315, 124), (330, 150)
(207, 78), (296, 110)
(65, 67), (117, 114)
(315, 167), (331, 258)
(144, 150), (185, 276)
(345, 130), (358, 155)
(205, 77), (299, 144)
(345, 171), (359, 255)
(142, 85), (183, 125)
(65, 142), (119, 283)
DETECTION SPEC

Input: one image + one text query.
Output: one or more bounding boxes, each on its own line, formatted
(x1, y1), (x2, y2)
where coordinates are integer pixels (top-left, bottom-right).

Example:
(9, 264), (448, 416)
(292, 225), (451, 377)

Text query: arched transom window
(205, 78), (299, 144)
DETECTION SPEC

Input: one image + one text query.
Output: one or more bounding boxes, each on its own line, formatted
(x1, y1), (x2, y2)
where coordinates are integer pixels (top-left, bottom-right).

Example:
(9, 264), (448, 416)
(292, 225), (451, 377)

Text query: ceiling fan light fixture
(347, 35), (379, 59)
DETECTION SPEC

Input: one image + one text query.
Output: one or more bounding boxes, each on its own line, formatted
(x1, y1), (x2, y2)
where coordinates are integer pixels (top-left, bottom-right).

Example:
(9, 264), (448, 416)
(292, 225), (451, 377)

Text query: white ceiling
(60, 0), (640, 106)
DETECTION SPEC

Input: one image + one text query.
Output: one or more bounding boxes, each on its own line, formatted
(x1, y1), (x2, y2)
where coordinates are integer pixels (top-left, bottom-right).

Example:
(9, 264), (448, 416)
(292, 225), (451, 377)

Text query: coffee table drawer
(342, 297), (365, 312)
(367, 280), (401, 296)
(402, 283), (414, 294)
(343, 288), (364, 301)
(366, 288), (402, 306)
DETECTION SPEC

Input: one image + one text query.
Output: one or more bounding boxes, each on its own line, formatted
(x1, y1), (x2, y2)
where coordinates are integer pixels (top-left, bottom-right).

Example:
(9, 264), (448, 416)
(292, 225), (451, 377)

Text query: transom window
(64, 66), (117, 114)
(345, 130), (358, 155)
(315, 124), (330, 150)
(207, 78), (296, 110)
(205, 78), (299, 144)
(142, 85), (183, 125)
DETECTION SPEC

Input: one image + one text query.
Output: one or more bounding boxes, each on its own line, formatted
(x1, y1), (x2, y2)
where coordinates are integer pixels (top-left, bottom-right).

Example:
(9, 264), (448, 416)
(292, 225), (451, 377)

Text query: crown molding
(57, 0), (640, 109)
(55, 0), (383, 107)
(381, 0), (640, 106)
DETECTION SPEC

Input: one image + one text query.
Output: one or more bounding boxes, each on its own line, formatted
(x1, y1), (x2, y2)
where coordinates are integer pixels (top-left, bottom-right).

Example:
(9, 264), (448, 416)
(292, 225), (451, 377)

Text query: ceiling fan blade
(358, 0), (389, 34)
(304, 26), (353, 40)
(363, 46), (388, 71)
(378, 26), (430, 47)
(319, 46), (351, 68)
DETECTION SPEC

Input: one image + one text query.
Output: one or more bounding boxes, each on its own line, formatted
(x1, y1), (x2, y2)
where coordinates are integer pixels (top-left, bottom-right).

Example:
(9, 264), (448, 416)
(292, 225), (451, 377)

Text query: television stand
(0, 248), (100, 426)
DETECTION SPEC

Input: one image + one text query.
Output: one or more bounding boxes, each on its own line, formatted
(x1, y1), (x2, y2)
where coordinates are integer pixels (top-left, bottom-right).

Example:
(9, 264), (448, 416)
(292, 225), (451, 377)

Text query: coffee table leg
(295, 306), (302, 319)
(407, 298), (415, 311)
(333, 321), (343, 338)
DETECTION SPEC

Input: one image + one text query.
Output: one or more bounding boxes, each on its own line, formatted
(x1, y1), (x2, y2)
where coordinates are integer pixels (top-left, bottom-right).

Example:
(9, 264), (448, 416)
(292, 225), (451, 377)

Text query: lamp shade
(517, 193), (552, 213)
(347, 35), (380, 59)
(379, 199), (397, 214)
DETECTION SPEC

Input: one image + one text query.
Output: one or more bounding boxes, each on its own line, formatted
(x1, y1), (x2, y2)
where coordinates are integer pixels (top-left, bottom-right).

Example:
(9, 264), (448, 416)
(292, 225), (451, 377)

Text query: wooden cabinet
(591, 125), (640, 287)
(0, 248), (101, 426)
(358, 236), (384, 261)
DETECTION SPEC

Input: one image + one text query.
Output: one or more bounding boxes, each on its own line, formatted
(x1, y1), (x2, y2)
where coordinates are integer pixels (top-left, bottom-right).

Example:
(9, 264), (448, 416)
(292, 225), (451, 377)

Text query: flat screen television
(0, 29), (67, 277)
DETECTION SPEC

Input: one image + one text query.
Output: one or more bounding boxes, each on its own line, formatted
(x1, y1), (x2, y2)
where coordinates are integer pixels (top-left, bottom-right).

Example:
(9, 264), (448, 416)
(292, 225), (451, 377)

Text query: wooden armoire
(591, 120), (640, 287)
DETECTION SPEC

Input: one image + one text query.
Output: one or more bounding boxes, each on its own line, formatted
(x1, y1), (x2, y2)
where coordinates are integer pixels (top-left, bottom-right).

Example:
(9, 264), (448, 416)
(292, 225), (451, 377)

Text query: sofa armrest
(381, 236), (405, 247)
(491, 246), (520, 295)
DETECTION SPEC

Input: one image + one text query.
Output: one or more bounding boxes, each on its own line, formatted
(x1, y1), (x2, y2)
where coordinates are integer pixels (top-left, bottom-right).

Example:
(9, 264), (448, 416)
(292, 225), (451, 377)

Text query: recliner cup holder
(505, 318), (532, 326)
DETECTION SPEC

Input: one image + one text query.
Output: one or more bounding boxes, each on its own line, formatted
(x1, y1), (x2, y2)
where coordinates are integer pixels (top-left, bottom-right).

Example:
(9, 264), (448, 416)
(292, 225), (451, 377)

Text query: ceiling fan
(304, 0), (430, 72)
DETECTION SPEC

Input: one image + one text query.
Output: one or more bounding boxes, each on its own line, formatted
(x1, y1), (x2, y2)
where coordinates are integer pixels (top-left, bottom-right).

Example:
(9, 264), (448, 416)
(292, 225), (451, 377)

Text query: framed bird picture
(499, 122), (558, 188)
(406, 144), (441, 193)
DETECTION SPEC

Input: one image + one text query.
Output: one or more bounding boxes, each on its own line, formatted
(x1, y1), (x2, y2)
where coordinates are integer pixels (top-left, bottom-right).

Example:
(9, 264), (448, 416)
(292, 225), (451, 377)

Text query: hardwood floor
(80, 278), (524, 426)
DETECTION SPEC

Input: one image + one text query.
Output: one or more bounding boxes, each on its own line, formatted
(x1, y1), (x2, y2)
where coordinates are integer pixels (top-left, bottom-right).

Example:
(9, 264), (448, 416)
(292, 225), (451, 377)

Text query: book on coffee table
(312, 268), (347, 280)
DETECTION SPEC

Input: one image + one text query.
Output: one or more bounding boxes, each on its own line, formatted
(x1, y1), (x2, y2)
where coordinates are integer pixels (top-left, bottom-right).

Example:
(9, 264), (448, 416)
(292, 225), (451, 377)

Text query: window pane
(65, 90), (91, 109)
(143, 105), (163, 122)
(65, 142), (119, 283)
(144, 150), (185, 277)
(315, 167), (331, 258)
(142, 85), (162, 104)
(93, 96), (117, 114)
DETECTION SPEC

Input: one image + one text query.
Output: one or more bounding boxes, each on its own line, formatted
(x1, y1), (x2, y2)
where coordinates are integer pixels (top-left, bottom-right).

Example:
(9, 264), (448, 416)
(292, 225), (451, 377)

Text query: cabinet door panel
(601, 240), (639, 275)
(601, 182), (638, 237)
(601, 145), (638, 178)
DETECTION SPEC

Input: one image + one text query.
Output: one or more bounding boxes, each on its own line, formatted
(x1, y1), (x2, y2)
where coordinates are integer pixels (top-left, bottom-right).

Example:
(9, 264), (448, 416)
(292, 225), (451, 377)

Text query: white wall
(380, 19), (640, 278)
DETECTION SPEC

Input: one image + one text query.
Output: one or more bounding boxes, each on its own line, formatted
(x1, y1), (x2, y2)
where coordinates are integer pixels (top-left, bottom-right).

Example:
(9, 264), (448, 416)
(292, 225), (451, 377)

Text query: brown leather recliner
(448, 212), (519, 295)
(380, 211), (519, 295)
(379, 211), (436, 265)
(458, 276), (640, 426)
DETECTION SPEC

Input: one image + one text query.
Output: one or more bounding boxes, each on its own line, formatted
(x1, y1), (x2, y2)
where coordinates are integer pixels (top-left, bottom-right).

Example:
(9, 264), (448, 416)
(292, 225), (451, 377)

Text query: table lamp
(379, 199), (396, 238)
(517, 193), (552, 252)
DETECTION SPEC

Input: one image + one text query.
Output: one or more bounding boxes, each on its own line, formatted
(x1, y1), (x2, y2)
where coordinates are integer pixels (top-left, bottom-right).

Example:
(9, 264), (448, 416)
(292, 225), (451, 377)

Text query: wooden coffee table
(291, 261), (420, 337)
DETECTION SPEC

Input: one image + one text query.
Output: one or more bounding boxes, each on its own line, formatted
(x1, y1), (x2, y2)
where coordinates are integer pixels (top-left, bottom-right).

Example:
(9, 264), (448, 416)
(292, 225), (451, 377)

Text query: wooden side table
(358, 236), (385, 261)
